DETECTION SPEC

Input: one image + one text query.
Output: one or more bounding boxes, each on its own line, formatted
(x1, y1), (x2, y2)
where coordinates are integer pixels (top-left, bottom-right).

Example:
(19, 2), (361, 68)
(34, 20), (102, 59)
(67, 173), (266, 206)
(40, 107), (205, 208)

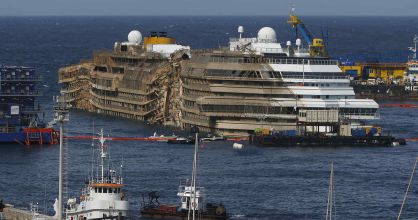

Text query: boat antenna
(397, 157), (418, 220)
(120, 156), (124, 184)
(98, 129), (107, 183)
(91, 120), (95, 182)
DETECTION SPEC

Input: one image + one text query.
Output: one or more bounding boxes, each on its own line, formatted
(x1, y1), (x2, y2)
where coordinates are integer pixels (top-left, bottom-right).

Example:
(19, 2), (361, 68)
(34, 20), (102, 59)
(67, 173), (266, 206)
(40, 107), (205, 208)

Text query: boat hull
(141, 210), (228, 220)
(0, 131), (55, 145)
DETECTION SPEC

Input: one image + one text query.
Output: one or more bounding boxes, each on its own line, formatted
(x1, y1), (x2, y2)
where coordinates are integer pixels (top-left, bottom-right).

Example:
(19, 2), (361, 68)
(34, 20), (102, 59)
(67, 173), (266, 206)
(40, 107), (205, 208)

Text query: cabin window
(98, 188), (102, 193)
(95, 188), (98, 193)
(104, 188), (108, 193)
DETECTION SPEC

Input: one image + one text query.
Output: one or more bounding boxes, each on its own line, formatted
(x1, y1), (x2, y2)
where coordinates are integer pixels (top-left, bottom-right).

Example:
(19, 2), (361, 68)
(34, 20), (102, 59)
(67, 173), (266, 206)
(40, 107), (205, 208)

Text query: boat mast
(188, 131), (199, 220)
(396, 157), (418, 220)
(325, 163), (335, 220)
(99, 129), (107, 183)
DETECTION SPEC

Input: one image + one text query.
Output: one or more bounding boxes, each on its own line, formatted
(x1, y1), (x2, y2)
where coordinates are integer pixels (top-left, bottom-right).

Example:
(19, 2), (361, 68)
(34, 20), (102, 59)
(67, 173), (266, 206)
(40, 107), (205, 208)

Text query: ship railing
(281, 75), (349, 80)
(340, 112), (380, 119)
(265, 58), (339, 65)
(0, 127), (18, 133)
(210, 56), (338, 65)
(0, 91), (41, 96)
(0, 76), (43, 81)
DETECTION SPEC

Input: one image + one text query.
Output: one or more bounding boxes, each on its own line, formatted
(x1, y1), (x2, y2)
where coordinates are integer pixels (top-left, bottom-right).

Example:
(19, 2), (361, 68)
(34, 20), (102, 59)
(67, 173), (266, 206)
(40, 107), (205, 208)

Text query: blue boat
(0, 66), (57, 145)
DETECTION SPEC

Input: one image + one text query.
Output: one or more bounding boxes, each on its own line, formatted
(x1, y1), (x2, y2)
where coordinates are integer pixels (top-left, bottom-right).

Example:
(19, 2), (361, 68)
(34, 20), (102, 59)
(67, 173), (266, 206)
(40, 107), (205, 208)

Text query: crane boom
(288, 12), (328, 57)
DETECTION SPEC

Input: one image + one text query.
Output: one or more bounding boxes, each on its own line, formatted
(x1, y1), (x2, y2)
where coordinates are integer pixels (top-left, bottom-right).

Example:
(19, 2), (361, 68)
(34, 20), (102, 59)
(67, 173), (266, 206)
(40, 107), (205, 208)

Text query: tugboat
(140, 130), (228, 220)
(66, 129), (129, 220)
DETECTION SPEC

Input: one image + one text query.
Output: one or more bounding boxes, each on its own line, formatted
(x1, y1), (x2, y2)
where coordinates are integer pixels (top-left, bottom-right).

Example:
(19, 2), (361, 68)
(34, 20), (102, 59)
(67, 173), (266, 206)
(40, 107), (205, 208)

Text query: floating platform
(250, 134), (406, 147)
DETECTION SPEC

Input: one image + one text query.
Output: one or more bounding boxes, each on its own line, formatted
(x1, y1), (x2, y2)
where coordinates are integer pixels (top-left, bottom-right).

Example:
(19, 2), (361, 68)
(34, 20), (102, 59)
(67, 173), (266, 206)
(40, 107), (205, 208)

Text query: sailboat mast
(188, 132), (199, 220)
(397, 157), (418, 220)
(326, 163), (334, 220)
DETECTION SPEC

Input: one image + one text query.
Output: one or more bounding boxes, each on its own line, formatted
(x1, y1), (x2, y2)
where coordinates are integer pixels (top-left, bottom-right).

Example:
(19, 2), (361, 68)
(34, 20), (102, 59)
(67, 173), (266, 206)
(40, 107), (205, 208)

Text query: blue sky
(1, 0), (417, 16)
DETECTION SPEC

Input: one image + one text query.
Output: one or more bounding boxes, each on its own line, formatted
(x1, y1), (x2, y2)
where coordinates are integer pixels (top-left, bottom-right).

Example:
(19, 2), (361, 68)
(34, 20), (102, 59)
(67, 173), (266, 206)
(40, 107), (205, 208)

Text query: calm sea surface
(0, 16), (418, 219)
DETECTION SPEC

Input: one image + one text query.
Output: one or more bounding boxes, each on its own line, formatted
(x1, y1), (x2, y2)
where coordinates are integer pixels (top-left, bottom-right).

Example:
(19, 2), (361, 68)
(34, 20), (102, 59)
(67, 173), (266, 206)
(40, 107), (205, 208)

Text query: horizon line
(0, 15), (418, 18)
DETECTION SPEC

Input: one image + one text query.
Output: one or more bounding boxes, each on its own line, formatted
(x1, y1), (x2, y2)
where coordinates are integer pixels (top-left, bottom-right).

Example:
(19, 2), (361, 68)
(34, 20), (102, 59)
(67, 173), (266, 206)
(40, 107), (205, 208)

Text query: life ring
(191, 202), (197, 208)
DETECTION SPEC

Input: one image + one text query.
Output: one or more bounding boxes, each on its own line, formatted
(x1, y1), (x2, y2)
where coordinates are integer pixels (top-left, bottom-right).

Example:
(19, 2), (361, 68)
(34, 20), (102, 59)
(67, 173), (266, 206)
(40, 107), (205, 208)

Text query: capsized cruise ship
(180, 26), (379, 135)
(59, 30), (190, 125)
(58, 24), (379, 136)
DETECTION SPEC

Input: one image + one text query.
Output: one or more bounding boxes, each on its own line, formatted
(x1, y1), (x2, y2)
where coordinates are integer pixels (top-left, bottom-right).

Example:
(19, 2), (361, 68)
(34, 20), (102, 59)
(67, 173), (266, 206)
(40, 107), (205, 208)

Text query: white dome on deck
(257, 27), (277, 43)
(128, 30), (142, 44)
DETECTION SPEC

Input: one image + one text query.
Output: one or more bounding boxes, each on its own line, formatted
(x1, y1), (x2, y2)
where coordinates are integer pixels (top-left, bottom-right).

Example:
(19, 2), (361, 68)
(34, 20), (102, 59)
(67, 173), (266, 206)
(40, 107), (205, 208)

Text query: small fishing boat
(167, 137), (195, 145)
(200, 134), (225, 142)
(140, 132), (228, 220)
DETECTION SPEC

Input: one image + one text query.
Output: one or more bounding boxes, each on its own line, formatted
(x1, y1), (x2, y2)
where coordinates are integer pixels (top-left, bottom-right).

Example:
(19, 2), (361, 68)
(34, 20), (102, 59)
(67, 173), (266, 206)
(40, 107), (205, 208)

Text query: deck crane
(287, 9), (328, 57)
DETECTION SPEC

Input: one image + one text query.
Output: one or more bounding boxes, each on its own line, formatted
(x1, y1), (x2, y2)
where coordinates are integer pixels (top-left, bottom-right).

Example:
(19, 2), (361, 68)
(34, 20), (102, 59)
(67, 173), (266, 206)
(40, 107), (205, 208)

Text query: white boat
(65, 129), (129, 220)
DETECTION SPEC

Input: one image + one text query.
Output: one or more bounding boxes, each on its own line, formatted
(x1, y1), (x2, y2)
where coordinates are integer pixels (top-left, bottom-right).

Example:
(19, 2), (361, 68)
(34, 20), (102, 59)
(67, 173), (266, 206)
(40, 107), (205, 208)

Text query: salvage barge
(250, 134), (406, 147)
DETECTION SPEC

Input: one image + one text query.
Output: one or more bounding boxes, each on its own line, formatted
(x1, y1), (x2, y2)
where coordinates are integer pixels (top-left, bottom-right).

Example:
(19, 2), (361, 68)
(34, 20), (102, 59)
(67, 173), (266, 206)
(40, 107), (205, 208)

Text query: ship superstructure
(181, 26), (379, 135)
(66, 129), (129, 220)
(58, 22), (380, 136)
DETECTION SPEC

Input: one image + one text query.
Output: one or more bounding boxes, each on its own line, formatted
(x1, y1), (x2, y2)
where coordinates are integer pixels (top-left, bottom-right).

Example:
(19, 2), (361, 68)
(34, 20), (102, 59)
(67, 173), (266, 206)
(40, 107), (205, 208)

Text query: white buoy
(233, 143), (243, 150)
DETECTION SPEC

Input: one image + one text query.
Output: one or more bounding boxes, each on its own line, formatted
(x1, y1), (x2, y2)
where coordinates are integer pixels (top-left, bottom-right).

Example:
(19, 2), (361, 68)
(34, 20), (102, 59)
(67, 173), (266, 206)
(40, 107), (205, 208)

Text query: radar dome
(257, 27), (277, 42)
(128, 30), (142, 44)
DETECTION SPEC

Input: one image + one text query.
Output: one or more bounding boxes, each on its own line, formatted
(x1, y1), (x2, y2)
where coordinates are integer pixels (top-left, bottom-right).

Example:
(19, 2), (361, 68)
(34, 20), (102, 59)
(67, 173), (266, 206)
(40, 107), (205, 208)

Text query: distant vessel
(140, 132), (228, 220)
(66, 129), (129, 220)
(341, 35), (418, 100)
(0, 66), (57, 145)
